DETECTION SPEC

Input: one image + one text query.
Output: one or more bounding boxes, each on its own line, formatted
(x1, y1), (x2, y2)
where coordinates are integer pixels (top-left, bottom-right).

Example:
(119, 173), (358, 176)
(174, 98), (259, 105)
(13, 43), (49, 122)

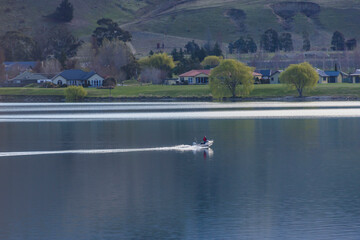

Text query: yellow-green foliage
(139, 53), (175, 71)
(64, 86), (88, 101)
(201, 55), (223, 68)
(210, 59), (254, 98)
(280, 62), (318, 97)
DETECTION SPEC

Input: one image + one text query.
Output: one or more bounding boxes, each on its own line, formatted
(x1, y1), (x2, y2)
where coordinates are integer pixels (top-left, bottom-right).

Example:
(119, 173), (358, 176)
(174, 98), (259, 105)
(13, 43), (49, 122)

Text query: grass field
(1, 84), (360, 99)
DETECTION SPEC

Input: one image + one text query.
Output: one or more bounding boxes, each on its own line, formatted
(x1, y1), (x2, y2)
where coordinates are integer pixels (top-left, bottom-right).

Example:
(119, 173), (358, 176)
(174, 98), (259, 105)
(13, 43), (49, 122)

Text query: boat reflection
(192, 148), (214, 159)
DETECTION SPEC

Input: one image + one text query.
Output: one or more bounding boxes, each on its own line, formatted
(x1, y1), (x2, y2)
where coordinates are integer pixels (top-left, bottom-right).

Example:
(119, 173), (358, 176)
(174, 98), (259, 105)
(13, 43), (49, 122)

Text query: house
(324, 71), (347, 83)
(7, 71), (49, 86)
(3, 61), (37, 80)
(255, 69), (271, 84)
(52, 69), (104, 87)
(179, 70), (211, 85)
(4, 61), (37, 72)
(252, 72), (262, 84)
(270, 70), (283, 84)
(316, 69), (329, 84)
(350, 69), (360, 83)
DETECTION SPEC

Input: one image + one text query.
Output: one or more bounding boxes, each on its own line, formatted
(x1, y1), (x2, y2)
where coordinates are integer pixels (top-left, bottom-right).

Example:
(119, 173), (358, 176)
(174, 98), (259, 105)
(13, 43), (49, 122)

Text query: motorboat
(193, 140), (214, 148)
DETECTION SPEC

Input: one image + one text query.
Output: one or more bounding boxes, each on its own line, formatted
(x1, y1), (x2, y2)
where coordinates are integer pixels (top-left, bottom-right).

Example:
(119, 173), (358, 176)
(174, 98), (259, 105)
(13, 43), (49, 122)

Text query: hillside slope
(1, 0), (360, 52)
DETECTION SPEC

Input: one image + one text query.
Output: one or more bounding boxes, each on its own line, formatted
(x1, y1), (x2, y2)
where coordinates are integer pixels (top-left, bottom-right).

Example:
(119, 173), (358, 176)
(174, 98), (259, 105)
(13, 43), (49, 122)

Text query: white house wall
(270, 73), (281, 84)
(52, 76), (67, 85)
(88, 74), (104, 87)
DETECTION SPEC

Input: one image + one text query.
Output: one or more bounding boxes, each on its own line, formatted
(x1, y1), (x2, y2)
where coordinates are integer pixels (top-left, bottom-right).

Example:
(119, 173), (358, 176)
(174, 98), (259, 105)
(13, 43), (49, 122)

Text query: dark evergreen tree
(331, 31), (345, 51)
(228, 42), (234, 54)
(43, 27), (83, 68)
(197, 47), (207, 61)
(302, 32), (311, 51)
(122, 58), (140, 80)
(279, 33), (293, 52)
(149, 50), (154, 56)
(92, 18), (132, 46)
(260, 29), (279, 52)
(346, 39), (357, 51)
(179, 48), (184, 60)
(233, 37), (247, 53)
(303, 38), (311, 51)
(47, 0), (74, 22)
(171, 48), (179, 61)
(184, 40), (200, 55)
(245, 36), (257, 53)
(172, 58), (202, 75)
(212, 42), (223, 56)
(203, 42), (212, 54)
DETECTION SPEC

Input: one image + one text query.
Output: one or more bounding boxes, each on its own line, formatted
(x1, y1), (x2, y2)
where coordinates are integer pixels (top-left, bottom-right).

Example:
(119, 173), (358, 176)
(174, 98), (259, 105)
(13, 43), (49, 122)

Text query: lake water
(1, 102), (360, 239)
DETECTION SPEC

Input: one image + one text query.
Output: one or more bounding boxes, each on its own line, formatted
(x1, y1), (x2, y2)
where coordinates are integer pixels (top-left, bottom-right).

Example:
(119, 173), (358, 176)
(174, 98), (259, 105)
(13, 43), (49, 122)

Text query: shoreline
(0, 95), (359, 103)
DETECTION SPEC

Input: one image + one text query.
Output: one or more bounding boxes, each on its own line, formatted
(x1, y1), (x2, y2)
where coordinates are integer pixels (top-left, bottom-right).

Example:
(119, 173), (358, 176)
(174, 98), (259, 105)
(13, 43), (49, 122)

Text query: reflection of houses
(350, 69), (360, 83)
(270, 70), (283, 84)
(52, 69), (104, 87)
(316, 69), (329, 83)
(255, 69), (271, 84)
(179, 70), (211, 85)
(7, 71), (50, 86)
(252, 72), (262, 84)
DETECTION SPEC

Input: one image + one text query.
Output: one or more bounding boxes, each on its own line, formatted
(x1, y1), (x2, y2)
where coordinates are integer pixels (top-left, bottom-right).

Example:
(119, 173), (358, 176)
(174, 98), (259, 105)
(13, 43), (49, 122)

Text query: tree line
(0, 16), (136, 83)
(228, 29), (357, 53)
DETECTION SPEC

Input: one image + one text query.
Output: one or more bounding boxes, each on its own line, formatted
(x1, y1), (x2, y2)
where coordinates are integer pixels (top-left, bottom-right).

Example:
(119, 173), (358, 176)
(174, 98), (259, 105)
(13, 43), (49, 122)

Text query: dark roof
(324, 71), (341, 77)
(57, 69), (97, 80)
(270, 70), (283, 76)
(316, 69), (329, 77)
(255, 69), (271, 77)
(10, 71), (48, 81)
(351, 69), (360, 76)
(4, 61), (37, 71)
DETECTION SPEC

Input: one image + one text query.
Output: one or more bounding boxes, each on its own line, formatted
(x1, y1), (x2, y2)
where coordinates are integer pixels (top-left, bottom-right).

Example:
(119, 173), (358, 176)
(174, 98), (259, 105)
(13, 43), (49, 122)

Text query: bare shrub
(78, 39), (134, 84)
(140, 67), (166, 84)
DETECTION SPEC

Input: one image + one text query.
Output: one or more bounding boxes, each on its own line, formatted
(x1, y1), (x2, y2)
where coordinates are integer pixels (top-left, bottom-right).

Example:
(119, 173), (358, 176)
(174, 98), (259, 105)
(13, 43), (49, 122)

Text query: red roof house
(179, 70), (211, 84)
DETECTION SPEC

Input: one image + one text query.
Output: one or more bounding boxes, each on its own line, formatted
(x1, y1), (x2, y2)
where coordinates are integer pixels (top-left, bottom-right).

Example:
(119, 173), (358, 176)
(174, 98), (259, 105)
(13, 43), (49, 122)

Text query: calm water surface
(0, 102), (360, 239)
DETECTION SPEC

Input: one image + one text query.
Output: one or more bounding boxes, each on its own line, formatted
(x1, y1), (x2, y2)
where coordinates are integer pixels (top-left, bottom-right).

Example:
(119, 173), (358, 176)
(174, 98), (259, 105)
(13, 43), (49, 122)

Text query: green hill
(1, 0), (360, 53)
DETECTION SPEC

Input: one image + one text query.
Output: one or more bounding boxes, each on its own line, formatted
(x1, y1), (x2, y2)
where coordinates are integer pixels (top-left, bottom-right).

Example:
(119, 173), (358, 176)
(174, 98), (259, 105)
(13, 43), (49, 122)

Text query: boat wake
(0, 144), (213, 158)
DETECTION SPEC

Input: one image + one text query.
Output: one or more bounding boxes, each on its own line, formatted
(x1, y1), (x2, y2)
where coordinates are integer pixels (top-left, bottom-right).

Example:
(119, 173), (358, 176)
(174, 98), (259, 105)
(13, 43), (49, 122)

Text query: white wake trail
(0, 145), (207, 157)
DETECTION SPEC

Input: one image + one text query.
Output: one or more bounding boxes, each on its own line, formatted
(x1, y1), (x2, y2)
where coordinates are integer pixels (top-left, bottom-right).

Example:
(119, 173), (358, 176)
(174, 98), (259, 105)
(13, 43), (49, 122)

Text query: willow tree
(209, 59), (254, 98)
(280, 62), (318, 97)
(139, 53), (175, 83)
(201, 55), (223, 69)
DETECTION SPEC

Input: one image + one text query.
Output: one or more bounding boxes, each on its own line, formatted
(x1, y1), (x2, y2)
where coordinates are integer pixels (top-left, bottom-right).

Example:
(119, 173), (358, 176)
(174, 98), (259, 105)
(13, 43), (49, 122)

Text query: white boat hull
(193, 140), (214, 148)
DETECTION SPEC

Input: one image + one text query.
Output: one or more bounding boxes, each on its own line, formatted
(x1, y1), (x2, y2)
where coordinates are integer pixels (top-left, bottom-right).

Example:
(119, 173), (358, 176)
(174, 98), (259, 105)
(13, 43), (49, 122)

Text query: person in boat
(202, 136), (207, 144)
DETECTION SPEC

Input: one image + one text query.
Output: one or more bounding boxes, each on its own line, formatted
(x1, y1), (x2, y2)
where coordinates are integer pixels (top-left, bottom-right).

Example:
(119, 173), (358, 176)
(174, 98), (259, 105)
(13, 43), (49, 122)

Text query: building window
(188, 77), (193, 84)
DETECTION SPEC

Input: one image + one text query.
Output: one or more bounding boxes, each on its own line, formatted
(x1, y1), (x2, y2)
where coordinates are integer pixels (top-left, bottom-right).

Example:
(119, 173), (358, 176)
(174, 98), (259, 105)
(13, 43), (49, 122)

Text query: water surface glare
(1, 102), (360, 121)
(1, 102), (360, 239)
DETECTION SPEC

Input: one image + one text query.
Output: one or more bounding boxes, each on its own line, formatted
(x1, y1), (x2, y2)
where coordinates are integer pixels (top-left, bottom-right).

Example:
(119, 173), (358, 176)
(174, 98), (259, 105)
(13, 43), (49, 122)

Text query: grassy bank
(1, 84), (360, 99)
